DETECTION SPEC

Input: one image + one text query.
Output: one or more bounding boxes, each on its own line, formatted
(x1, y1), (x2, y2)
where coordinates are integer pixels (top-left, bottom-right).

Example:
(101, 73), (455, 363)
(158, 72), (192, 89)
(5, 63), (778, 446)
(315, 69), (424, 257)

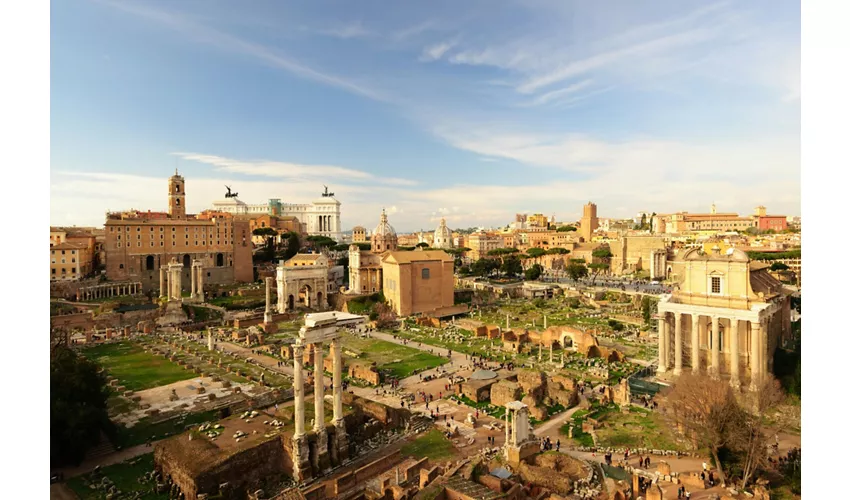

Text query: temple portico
(290, 312), (348, 482)
(657, 246), (791, 390)
(77, 281), (142, 301)
(503, 401), (537, 465)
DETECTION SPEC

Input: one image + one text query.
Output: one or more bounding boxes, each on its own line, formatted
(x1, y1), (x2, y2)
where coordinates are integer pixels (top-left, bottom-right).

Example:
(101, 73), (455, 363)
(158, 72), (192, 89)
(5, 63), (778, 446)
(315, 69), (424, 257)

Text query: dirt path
(50, 483), (79, 500)
(52, 444), (153, 479)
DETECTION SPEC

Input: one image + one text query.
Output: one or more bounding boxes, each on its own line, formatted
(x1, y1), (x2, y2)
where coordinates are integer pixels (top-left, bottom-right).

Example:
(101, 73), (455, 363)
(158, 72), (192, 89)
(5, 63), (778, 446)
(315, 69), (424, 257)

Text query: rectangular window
(422, 268), (430, 279)
(711, 276), (721, 294)
(52, 268), (56, 274)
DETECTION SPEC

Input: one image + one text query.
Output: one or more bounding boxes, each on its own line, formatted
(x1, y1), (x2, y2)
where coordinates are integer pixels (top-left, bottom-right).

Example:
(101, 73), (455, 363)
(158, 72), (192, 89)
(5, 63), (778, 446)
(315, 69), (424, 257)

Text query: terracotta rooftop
(382, 250), (453, 264)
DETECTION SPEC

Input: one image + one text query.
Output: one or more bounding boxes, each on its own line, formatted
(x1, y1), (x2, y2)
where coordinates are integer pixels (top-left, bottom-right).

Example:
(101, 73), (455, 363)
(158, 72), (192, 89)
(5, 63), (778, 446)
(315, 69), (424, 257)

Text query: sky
(51, 0), (800, 233)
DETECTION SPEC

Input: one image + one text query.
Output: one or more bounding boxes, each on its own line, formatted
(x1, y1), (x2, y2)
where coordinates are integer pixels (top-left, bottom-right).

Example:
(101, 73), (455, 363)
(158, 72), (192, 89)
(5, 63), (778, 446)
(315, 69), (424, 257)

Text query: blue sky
(51, 0), (800, 232)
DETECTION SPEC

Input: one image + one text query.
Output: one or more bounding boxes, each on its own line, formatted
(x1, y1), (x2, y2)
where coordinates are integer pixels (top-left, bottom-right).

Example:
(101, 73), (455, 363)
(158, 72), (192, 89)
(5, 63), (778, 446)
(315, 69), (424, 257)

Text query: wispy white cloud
(525, 79), (594, 106)
(420, 41), (456, 62)
(317, 22), (372, 39)
(171, 152), (417, 186)
(94, 0), (389, 102)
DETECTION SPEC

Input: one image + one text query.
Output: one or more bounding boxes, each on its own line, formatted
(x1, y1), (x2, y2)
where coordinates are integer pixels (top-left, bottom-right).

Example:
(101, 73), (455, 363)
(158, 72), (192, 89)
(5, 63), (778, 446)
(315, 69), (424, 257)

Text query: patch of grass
(401, 429), (457, 461)
(67, 453), (166, 499)
(448, 395), (506, 419)
(84, 342), (194, 391)
(341, 333), (448, 379)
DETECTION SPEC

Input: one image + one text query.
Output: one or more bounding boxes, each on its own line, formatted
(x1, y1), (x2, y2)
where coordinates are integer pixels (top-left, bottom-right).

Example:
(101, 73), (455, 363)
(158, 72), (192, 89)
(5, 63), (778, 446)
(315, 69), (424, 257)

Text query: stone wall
(348, 363), (381, 386)
(490, 380), (522, 407)
(517, 370), (546, 401)
(342, 392), (410, 428)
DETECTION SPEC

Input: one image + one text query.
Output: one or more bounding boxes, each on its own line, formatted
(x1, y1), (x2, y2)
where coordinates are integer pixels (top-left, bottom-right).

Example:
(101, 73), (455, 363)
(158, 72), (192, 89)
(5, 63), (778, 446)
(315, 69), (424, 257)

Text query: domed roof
(373, 209), (396, 238)
(433, 218), (452, 249)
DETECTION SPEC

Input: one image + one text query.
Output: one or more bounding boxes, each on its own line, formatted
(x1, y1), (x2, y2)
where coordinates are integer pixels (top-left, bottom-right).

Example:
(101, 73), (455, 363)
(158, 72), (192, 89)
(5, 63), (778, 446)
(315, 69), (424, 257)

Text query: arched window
(146, 255), (155, 270)
(183, 254), (191, 267)
(216, 253), (224, 267)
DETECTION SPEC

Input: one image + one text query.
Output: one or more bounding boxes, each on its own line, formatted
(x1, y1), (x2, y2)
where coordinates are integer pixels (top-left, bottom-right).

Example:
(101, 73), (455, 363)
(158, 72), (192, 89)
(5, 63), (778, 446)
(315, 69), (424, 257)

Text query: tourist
(556, 440), (560, 452)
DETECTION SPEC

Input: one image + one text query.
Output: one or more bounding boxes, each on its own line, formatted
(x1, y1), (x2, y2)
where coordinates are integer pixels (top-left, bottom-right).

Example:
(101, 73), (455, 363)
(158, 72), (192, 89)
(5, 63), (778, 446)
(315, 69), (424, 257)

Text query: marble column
(657, 314), (667, 373)
(549, 343), (553, 363)
(293, 344), (305, 438)
(730, 318), (740, 388)
(332, 338), (344, 427)
(190, 262), (197, 299)
(710, 316), (721, 377)
(544, 315), (548, 330)
(750, 322), (762, 389)
(505, 409), (510, 443)
(314, 343), (325, 432)
(691, 314), (700, 374)
(265, 277), (274, 323)
(207, 331), (213, 351)
(506, 313), (510, 330)
(674, 312), (683, 375)
(197, 265), (204, 302)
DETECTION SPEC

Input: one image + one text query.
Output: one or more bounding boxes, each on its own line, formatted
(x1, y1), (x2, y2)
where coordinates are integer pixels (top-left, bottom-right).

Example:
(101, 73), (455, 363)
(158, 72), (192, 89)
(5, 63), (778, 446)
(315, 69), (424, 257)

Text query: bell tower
(169, 169), (186, 219)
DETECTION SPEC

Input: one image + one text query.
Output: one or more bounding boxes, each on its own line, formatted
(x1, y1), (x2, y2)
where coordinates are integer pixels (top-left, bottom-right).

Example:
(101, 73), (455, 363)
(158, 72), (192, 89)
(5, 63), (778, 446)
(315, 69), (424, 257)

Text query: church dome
(373, 209), (397, 238)
(433, 218), (453, 249)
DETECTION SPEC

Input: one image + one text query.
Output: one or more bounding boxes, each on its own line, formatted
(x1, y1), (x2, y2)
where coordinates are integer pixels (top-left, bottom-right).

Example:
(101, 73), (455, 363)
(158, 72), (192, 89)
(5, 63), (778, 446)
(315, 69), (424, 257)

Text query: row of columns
(658, 311), (767, 389)
(159, 260), (205, 302)
(292, 338), (344, 438)
(317, 215), (335, 233)
(79, 282), (142, 300)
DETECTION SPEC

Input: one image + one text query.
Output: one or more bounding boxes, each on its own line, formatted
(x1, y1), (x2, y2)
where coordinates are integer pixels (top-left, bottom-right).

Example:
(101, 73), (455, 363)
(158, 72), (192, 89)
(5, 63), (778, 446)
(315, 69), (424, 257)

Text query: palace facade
(104, 172), (253, 293)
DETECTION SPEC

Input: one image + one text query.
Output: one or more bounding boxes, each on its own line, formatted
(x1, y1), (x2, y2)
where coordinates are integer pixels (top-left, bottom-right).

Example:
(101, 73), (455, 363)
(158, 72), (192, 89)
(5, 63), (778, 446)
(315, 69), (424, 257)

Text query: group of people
(539, 436), (560, 452)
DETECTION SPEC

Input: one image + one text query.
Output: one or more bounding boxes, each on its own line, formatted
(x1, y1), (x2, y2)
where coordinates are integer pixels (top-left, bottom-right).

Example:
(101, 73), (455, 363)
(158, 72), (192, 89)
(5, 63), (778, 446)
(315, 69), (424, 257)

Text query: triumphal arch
(276, 254), (329, 312)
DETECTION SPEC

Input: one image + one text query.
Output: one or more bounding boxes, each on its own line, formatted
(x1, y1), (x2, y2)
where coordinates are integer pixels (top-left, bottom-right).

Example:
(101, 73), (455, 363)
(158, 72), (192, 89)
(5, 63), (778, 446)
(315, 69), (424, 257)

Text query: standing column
(657, 313), (667, 373)
(691, 314), (700, 374)
(750, 321), (763, 387)
(674, 312), (683, 376)
(332, 338), (344, 427)
(197, 265), (204, 302)
(191, 262), (197, 299)
(544, 315), (548, 330)
(710, 316), (721, 377)
(264, 277), (273, 323)
(314, 343), (325, 432)
(505, 410), (510, 444)
(293, 344), (305, 438)
(730, 318), (740, 388)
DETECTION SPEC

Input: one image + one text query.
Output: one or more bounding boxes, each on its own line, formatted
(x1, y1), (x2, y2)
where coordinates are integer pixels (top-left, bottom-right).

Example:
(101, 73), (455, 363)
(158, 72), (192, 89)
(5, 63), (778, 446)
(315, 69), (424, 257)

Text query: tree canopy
(51, 347), (112, 467)
(306, 235), (337, 249)
(526, 247), (547, 258)
(487, 247), (519, 257)
(546, 247), (570, 255)
(566, 260), (589, 280)
(770, 262), (790, 271)
(281, 232), (300, 261)
(415, 242), (430, 248)
(525, 263), (543, 281)
(556, 225), (577, 232)
(470, 258), (500, 276)
(501, 255), (523, 277)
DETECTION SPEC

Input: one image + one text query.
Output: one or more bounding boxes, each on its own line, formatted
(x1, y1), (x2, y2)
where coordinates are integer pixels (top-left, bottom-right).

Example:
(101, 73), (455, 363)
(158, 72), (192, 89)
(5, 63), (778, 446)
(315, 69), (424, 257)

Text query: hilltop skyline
(51, 0), (800, 230)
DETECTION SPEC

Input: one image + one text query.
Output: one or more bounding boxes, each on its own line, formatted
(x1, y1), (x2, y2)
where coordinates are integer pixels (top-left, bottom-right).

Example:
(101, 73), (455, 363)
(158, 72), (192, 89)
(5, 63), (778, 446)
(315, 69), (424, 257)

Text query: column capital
(673, 311), (682, 319)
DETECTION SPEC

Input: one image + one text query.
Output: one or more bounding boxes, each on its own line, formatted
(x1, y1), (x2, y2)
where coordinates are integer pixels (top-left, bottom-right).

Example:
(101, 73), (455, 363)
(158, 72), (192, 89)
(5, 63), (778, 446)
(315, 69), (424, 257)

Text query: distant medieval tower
(579, 202), (598, 242)
(168, 170), (186, 219)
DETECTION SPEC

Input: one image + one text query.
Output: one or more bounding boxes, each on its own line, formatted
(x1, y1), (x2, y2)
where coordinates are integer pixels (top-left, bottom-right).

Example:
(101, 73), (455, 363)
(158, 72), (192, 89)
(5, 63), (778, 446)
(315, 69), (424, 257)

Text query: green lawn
(84, 342), (194, 391)
(401, 429), (457, 461)
(67, 453), (167, 500)
(592, 406), (685, 451)
(341, 333), (448, 379)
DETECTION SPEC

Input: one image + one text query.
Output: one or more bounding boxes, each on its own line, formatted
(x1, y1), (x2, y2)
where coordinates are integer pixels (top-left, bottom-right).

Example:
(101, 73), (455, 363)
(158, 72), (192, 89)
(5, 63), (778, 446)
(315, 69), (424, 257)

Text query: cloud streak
(171, 152), (417, 186)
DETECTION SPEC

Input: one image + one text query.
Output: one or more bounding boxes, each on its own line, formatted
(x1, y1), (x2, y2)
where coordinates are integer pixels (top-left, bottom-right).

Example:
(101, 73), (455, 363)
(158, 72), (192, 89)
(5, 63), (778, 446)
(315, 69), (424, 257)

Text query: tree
(415, 242), (429, 248)
(735, 376), (786, 490)
(356, 243), (372, 251)
(501, 255), (523, 277)
(662, 374), (744, 485)
(331, 243), (350, 252)
(641, 296), (656, 326)
(547, 247), (570, 255)
(557, 225), (577, 232)
(253, 227), (279, 261)
(51, 347), (112, 466)
(607, 319), (624, 331)
(770, 262), (789, 271)
(566, 260), (589, 281)
(374, 302), (398, 329)
(526, 247), (546, 259)
(525, 263), (543, 281)
(281, 232), (300, 261)
(307, 235), (336, 250)
(471, 258), (499, 277)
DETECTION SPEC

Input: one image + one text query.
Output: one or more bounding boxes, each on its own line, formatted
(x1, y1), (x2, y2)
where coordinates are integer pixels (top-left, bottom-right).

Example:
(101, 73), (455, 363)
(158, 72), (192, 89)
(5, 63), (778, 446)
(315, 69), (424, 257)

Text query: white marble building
(212, 191), (342, 241)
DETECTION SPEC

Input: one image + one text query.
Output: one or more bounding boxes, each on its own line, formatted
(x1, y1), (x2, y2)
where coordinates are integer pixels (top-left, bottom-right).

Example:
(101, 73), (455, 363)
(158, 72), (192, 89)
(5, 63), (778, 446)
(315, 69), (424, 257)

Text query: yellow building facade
(381, 250), (455, 317)
(657, 247), (791, 389)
